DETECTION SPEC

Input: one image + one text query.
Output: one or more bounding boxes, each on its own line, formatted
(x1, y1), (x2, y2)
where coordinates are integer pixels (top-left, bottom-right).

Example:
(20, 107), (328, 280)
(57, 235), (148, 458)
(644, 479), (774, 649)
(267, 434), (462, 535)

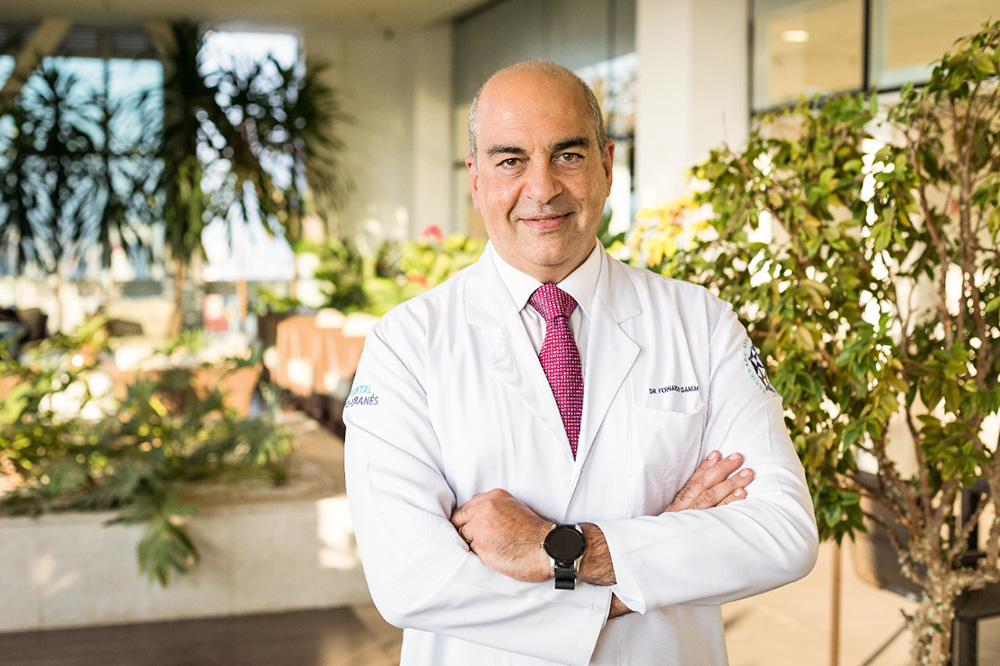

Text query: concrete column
(410, 24), (455, 236)
(634, 0), (749, 207)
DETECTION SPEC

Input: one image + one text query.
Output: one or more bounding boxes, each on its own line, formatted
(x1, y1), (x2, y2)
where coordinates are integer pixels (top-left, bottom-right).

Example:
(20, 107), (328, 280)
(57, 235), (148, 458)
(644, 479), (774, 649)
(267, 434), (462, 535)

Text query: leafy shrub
(0, 318), (295, 586)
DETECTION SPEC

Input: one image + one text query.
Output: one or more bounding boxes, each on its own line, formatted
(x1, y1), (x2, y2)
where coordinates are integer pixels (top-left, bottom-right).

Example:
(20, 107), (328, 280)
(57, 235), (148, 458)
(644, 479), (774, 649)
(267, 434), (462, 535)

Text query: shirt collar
(490, 239), (602, 317)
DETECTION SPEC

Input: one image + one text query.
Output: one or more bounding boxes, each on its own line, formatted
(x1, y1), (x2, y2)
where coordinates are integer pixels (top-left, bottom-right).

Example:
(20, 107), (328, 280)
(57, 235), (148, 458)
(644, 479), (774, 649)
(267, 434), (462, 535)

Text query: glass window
(198, 30), (300, 284)
(753, 0), (864, 111)
(0, 55), (13, 88)
(870, 0), (998, 88)
(0, 55), (164, 279)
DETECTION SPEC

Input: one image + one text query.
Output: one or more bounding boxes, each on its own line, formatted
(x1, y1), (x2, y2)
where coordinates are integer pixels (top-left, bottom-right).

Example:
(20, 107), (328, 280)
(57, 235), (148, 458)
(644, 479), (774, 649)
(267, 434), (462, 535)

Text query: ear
(466, 155), (482, 211)
(603, 140), (615, 194)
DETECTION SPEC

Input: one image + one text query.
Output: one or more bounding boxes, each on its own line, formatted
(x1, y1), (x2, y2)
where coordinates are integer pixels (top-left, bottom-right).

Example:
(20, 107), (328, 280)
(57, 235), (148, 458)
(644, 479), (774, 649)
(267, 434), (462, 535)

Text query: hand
(665, 450), (753, 513)
(609, 594), (631, 619)
(451, 489), (551, 583)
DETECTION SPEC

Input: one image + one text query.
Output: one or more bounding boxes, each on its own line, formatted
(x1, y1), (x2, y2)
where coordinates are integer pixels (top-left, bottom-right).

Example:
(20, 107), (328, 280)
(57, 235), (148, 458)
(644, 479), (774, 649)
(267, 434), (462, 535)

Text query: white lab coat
(344, 244), (818, 666)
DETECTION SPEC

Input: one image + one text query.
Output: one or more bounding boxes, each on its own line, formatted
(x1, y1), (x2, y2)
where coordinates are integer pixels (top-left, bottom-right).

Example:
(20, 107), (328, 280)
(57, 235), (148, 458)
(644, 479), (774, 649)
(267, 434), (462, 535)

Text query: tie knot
(529, 284), (577, 322)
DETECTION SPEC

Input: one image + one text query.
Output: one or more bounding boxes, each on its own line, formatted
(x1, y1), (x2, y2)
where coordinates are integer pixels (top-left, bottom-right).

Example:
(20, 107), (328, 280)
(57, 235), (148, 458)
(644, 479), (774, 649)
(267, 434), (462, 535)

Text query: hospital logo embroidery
(742, 338), (776, 394)
(344, 383), (379, 408)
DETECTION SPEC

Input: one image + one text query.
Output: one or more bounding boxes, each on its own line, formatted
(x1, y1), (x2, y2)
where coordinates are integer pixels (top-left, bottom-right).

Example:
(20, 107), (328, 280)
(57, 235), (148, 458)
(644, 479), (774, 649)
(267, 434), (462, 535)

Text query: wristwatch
(542, 524), (586, 590)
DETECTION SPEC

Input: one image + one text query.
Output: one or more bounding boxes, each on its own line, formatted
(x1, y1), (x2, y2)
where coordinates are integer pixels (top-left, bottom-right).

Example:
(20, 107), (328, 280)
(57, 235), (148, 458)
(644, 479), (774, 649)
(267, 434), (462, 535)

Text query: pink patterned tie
(529, 284), (583, 458)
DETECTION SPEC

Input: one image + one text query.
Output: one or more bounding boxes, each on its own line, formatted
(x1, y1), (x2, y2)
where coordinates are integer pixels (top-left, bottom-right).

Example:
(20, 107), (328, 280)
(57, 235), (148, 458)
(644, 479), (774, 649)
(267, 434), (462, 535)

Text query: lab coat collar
(468, 244), (568, 455)
(466, 244), (641, 479)
(490, 241), (602, 318)
(575, 257), (640, 472)
(466, 242), (638, 328)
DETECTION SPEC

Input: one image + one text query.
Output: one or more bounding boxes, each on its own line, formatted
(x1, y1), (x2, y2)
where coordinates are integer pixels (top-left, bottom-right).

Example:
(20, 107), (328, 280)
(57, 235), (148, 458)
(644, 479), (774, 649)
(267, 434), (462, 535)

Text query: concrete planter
(0, 420), (369, 633)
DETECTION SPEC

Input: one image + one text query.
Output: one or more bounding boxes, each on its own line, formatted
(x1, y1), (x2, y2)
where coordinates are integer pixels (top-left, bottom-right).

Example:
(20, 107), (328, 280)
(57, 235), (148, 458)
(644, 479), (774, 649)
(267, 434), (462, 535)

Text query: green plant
(628, 21), (999, 664)
(0, 318), (295, 586)
(154, 22), (349, 335)
(309, 229), (486, 317)
(397, 226), (486, 290)
(313, 237), (369, 312)
(249, 288), (302, 316)
(0, 61), (154, 326)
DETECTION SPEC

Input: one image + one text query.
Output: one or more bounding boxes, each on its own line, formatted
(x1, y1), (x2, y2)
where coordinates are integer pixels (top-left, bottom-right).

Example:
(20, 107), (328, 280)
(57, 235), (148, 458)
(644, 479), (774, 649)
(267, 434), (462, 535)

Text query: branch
(904, 117), (954, 347)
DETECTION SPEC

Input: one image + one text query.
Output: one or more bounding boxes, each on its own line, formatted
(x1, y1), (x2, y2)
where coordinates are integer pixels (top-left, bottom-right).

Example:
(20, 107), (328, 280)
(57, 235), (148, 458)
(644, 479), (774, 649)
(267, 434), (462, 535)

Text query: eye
(556, 152), (583, 164)
(495, 157), (523, 170)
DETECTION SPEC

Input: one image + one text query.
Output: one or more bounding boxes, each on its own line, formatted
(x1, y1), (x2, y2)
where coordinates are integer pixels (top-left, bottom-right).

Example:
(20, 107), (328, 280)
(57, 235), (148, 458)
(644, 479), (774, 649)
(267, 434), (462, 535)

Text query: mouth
(519, 212), (571, 232)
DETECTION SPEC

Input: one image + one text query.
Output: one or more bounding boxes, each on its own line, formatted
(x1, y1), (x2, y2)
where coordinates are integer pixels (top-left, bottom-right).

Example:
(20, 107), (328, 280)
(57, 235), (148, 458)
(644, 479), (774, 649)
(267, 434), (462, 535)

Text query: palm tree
(156, 22), (348, 333)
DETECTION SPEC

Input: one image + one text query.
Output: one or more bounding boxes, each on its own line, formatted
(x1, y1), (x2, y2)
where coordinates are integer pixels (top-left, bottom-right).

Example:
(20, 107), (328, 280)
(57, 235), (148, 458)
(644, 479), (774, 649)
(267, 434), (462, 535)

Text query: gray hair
(467, 60), (608, 163)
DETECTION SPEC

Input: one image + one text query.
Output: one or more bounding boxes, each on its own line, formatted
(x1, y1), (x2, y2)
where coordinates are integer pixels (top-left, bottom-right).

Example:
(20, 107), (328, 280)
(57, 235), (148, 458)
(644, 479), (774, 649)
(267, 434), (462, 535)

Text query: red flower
(419, 224), (445, 242)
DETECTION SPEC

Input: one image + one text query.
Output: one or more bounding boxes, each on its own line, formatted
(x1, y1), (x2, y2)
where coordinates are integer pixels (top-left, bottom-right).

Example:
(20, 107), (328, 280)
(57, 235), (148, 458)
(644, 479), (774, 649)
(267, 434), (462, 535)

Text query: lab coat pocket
(629, 403), (706, 515)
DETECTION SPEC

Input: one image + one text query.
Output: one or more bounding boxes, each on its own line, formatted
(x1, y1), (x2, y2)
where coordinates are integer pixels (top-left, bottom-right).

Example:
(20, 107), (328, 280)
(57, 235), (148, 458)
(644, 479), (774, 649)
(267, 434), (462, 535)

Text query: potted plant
(0, 318), (293, 586)
(628, 21), (999, 665)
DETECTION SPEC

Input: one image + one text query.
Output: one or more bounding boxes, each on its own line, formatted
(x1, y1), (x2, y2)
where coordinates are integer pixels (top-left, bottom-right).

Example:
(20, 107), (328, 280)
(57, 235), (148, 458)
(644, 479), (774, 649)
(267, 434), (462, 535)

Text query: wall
(634, 0), (750, 206)
(304, 22), (454, 243)
(453, 0), (635, 102)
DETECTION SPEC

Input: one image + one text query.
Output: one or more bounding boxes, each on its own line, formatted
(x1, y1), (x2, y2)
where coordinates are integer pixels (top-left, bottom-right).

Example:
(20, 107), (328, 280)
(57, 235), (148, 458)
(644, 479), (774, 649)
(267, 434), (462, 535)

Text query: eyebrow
(484, 136), (593, 158)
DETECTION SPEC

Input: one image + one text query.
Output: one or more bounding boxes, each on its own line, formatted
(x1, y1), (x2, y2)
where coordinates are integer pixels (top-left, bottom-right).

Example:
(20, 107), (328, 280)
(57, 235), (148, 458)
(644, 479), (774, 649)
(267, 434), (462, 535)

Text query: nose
(522, 161), (562, 203)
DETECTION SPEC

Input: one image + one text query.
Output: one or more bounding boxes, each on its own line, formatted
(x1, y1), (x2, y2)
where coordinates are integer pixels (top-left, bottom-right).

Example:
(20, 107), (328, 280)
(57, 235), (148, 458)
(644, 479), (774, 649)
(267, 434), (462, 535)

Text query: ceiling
(0, 0), (494, 35)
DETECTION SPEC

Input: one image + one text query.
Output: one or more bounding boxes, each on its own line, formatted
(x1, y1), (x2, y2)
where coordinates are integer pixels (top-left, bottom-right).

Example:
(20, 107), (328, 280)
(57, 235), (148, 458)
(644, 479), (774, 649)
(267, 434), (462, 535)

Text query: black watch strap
(553, 563), (577, 590)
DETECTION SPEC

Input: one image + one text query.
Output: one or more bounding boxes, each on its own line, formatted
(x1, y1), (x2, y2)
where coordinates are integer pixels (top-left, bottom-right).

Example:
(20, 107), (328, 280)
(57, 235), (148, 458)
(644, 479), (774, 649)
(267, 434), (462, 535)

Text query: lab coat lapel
(575, 252), (640, 467)
(465, 251), (570, 454)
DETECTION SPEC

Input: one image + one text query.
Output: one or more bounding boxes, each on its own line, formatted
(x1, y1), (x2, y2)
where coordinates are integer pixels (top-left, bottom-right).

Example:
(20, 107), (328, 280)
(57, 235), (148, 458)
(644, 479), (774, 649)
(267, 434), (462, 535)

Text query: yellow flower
(628, 196), (699, 268)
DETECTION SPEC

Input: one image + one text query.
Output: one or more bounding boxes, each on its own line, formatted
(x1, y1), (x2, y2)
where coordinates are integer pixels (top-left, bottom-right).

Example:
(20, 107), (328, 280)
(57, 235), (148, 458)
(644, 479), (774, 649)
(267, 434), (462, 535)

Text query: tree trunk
(169, 261), (186, 336)
(909, 593), (957, 665)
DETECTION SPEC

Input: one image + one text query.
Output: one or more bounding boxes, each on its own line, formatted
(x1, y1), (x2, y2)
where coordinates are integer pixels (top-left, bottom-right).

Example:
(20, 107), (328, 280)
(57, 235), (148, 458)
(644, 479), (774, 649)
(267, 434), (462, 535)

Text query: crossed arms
(450, 450), (754, 618)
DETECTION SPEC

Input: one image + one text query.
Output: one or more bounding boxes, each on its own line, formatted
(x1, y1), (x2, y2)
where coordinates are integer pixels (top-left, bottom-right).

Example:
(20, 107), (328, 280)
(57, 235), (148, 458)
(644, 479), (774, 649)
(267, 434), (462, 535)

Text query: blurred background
(1, 1), (998, 665)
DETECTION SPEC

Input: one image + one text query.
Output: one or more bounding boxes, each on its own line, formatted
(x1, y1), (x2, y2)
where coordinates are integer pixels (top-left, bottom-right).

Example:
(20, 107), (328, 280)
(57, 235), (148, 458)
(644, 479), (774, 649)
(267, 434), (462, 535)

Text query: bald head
(467, 61), (607, 164)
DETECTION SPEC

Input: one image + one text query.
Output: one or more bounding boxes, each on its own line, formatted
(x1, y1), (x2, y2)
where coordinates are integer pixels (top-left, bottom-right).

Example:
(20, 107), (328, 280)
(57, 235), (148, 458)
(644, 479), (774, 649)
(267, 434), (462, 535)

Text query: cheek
(479, 180), (520, 214)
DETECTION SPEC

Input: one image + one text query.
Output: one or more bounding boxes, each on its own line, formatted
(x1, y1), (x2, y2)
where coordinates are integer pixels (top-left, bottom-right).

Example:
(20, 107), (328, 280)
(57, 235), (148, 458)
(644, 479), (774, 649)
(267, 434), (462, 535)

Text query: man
(344, 61), (818, 665)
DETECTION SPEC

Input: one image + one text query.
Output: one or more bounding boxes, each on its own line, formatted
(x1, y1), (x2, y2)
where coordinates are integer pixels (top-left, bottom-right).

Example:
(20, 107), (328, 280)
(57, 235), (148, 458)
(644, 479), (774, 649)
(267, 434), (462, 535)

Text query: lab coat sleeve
(344, 318), (610, 666)
(596, 305), (819, 614)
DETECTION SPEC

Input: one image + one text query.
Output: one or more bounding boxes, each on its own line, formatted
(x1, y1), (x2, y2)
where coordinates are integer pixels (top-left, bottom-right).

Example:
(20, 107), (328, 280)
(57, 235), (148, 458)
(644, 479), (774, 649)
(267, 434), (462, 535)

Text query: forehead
(475, 70), (594, 148)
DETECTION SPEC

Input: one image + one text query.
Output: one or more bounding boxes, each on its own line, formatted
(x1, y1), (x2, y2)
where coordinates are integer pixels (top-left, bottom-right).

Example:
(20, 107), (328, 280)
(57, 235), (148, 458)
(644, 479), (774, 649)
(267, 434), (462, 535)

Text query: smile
(520, 213), (570, 232)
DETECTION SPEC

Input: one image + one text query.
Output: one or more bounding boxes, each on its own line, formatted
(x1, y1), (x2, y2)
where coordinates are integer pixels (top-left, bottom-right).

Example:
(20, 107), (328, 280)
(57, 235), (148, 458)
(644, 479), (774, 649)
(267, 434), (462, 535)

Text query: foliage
(0, 318), (295, 586)
(0, 62), (155, 282)
(249, 288), (302, 316)
(624, 196), (707, 273)
(312, 227), (486, 316)
(396, 226), (486, 290)
(256, 57), (351, 239)
(1, 23), (347, 334)
(145, 21), (350, 334)
(313, 237), (369, 313)
(628, 21), (999, 664)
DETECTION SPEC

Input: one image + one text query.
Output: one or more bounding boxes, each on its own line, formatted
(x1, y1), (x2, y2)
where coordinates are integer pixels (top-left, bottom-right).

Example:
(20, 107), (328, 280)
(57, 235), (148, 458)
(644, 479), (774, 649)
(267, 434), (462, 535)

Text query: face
(466, 68), (614, 284)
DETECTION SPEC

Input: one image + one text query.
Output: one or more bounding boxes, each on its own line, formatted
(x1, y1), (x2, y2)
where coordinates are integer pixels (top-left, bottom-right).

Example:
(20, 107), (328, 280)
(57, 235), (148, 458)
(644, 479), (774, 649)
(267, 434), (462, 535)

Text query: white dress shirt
(491, 240), (602, 373)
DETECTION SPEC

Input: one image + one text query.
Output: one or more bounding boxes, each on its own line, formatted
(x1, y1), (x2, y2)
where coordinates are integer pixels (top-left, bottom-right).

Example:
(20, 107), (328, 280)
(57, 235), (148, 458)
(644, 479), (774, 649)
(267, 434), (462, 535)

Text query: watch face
(545, 525), (585, 561)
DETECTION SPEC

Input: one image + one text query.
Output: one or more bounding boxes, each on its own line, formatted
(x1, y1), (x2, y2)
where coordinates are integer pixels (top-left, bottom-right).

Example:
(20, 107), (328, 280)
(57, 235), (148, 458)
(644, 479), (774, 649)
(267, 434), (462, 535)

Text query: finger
(667, 456), (752, 512)
(668, 451), (738, 512)
(458, 523), (472, 544)
(699, 452), (744, 489)
(451, 490), (493, 525)
(716, 470), (755, 506)
(693, 450), (722, 475)
(716, 487), (747, 506)
(700, 468), (754, 508)
(667, 451), (721, 510)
